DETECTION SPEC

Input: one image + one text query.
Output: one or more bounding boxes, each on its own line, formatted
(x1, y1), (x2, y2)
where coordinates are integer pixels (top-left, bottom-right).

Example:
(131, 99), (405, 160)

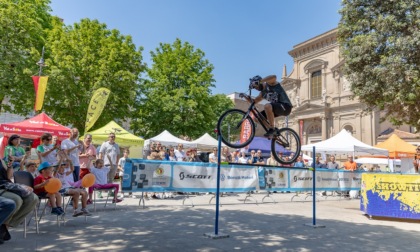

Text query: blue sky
(50, 0), (341, 95)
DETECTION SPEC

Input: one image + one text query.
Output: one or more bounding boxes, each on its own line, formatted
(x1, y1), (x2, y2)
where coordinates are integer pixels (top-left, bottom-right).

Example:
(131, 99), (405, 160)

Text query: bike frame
(241, 90), (272, 133)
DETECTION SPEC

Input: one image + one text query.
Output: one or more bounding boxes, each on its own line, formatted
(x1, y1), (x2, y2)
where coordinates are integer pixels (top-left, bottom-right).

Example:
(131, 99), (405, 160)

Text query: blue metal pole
(214, 134), (222, 235)
(312, 146), (316, 226)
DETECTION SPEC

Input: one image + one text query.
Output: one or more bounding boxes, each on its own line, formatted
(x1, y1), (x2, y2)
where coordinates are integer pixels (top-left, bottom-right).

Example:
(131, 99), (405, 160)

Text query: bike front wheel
(217, 109), (255, 148)
(271, 128), (301, 164)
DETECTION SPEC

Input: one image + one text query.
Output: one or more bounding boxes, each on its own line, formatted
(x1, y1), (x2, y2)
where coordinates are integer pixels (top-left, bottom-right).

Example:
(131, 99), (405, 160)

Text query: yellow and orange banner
(32, 76), (49, 111)
(85, 88), (111, 133)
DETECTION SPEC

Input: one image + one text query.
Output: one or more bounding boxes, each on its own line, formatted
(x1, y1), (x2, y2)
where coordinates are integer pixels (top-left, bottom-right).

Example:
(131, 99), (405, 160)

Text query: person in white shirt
(238, 151), (248, 164)
(61, 128), (82, 182)
(174, 144), (186, 161)
(99, 133), (120, 183)
(209, 147), (218, 163)
(55, 157), (91, 217)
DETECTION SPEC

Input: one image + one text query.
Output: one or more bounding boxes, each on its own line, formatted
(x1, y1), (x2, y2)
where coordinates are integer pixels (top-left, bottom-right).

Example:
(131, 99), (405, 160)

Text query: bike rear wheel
(271, 128), (301, 164)
(217, 109), (255, 148)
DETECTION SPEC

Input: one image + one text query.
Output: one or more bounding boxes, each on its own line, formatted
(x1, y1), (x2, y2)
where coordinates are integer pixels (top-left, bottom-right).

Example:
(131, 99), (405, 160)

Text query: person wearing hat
(33, 162), (64, 216)
(3, 134), (26, 170)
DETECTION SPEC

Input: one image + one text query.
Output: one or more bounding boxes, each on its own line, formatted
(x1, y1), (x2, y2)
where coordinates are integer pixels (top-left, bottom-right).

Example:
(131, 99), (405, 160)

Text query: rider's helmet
(249, 75), (263, 90)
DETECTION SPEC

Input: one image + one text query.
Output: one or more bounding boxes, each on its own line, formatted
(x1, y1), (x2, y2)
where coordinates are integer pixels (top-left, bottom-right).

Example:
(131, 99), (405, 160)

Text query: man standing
(174, 143), (186, 162)
(79, 134), (96, 179)
(326, 155), (339, 169)
(248, 150), (265, 165)
(99, 133), (120, 183)
(343, 156), (357, 171)
(61, 128), (82, 181)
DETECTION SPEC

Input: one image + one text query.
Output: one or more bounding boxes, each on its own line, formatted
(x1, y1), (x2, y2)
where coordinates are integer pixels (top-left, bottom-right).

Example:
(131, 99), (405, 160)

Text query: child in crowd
(54, 157), (91, 217)
(34, 162), (64, 216)
(118, 149), (134, 198)
(19, 152), (39, 178)
(87, 156), (123, 204)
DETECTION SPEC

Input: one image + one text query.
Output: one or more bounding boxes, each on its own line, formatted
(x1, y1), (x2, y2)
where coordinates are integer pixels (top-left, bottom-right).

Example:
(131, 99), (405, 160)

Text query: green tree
(0, 0), (52, 114)
(338, 0), (420, 129)
(44, 18), (145, 134)
(132, 38), (233, 139)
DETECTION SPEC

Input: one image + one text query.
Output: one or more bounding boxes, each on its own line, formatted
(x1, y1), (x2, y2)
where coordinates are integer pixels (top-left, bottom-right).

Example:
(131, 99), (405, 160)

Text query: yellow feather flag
(85, 88), (111, 133)
(32, 76), (49, 111)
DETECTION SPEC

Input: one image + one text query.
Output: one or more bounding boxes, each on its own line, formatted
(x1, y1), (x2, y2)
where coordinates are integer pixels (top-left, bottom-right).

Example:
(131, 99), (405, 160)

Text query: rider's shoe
(264, 128), (276, 138)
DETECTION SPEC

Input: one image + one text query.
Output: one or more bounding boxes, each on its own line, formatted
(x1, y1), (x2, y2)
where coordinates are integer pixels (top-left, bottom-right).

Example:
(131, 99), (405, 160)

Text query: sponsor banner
(315, 170), (339, 188)
(361, 173), (420, 219)
(260, 167), (289, 190)
(122, 159), (373, 193)
(337, 171), (363, 189)
(122, 160), (171, 192)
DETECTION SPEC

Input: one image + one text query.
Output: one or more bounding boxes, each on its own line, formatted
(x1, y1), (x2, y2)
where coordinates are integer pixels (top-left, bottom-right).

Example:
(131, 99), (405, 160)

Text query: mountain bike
(216, 88), (301, 165)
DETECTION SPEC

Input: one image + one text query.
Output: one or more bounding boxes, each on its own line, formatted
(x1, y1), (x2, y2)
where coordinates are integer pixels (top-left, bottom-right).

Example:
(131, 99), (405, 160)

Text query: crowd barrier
(122, 159), (365, 193)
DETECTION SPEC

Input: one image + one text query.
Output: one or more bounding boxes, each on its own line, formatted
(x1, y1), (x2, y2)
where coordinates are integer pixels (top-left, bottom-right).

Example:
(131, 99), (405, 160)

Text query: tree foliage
(0, 0), (52, 114)
(131, 38), (233, 139)
(44, 18), (145, 134)
(338, 0), (420, 129)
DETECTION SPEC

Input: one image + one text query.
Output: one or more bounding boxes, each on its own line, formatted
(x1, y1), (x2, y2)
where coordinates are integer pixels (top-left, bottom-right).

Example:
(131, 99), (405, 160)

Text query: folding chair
(13, 171), (64, 237)
(93, 187), (117, 212)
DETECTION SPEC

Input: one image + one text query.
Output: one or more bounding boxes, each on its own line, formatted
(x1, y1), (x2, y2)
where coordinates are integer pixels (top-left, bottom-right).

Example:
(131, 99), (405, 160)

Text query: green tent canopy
(82, 121), (144, 147)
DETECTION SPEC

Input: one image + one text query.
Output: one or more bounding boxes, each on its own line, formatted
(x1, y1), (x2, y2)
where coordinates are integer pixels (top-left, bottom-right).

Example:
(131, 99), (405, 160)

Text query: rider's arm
(253, 92), (263, 103)
(262, 75), (277, 85)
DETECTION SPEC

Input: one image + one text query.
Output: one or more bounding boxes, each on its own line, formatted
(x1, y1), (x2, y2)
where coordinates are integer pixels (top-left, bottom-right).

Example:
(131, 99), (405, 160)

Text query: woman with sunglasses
(36, 133), (59, 166)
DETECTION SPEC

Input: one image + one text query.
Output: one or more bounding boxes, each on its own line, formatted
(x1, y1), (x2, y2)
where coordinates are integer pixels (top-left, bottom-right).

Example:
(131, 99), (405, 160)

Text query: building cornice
(288, 28), (338, 60)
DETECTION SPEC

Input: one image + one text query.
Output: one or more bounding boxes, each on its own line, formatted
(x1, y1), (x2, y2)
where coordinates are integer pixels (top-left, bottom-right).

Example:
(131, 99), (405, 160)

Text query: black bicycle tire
(271, 128), (301, 164)
(217, 109), (255, 148)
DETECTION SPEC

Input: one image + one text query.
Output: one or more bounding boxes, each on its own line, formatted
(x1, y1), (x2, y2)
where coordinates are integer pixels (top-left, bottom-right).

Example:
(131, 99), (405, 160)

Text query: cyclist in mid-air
(247, 75), (293, 138)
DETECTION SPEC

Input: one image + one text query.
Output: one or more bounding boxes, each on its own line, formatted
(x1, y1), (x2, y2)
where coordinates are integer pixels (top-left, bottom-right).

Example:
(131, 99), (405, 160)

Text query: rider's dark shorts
(260, 102), (292, 119)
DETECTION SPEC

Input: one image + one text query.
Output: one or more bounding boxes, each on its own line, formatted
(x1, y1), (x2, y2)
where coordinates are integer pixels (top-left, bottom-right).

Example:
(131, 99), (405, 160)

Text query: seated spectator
(0, 196), (16, 244)
(54, 157), (91, 217)
(0, 159), (39, 242)
(34, 162), (64, 216)
(87, 157), (123, 204)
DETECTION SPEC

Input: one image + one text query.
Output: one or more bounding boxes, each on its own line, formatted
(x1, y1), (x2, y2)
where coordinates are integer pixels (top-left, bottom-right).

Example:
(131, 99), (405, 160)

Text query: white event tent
(191, 133), (225, 151)
(301, 129), (389, 156)
(144, 130), (196, 148)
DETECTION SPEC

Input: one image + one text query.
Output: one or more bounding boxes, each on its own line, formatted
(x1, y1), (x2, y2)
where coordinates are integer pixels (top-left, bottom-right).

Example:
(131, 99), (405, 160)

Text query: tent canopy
(242, 137), (288, 154)
(144, 130), (195, 148)
(0, 112), (70, 139)
(301, 129), (389, 156)
(190, 133), (224, 150)
(374, 134), (416, 158)
(84, 121), (144, 147)
(144, 130), (197, 148)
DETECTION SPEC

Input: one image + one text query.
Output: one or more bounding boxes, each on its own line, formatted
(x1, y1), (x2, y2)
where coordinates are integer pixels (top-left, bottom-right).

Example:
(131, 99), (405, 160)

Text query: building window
(311, 71), (322, 99)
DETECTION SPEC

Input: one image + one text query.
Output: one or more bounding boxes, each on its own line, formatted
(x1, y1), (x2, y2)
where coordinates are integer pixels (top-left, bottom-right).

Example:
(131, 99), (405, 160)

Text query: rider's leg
(263, 104), (276, 137)
(264, 103), (275, 129)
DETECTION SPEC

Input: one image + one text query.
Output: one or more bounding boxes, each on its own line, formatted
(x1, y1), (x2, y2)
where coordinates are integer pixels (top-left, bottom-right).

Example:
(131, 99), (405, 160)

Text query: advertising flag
(85, 88), (111, 132)
(32, 76), (49, 111)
